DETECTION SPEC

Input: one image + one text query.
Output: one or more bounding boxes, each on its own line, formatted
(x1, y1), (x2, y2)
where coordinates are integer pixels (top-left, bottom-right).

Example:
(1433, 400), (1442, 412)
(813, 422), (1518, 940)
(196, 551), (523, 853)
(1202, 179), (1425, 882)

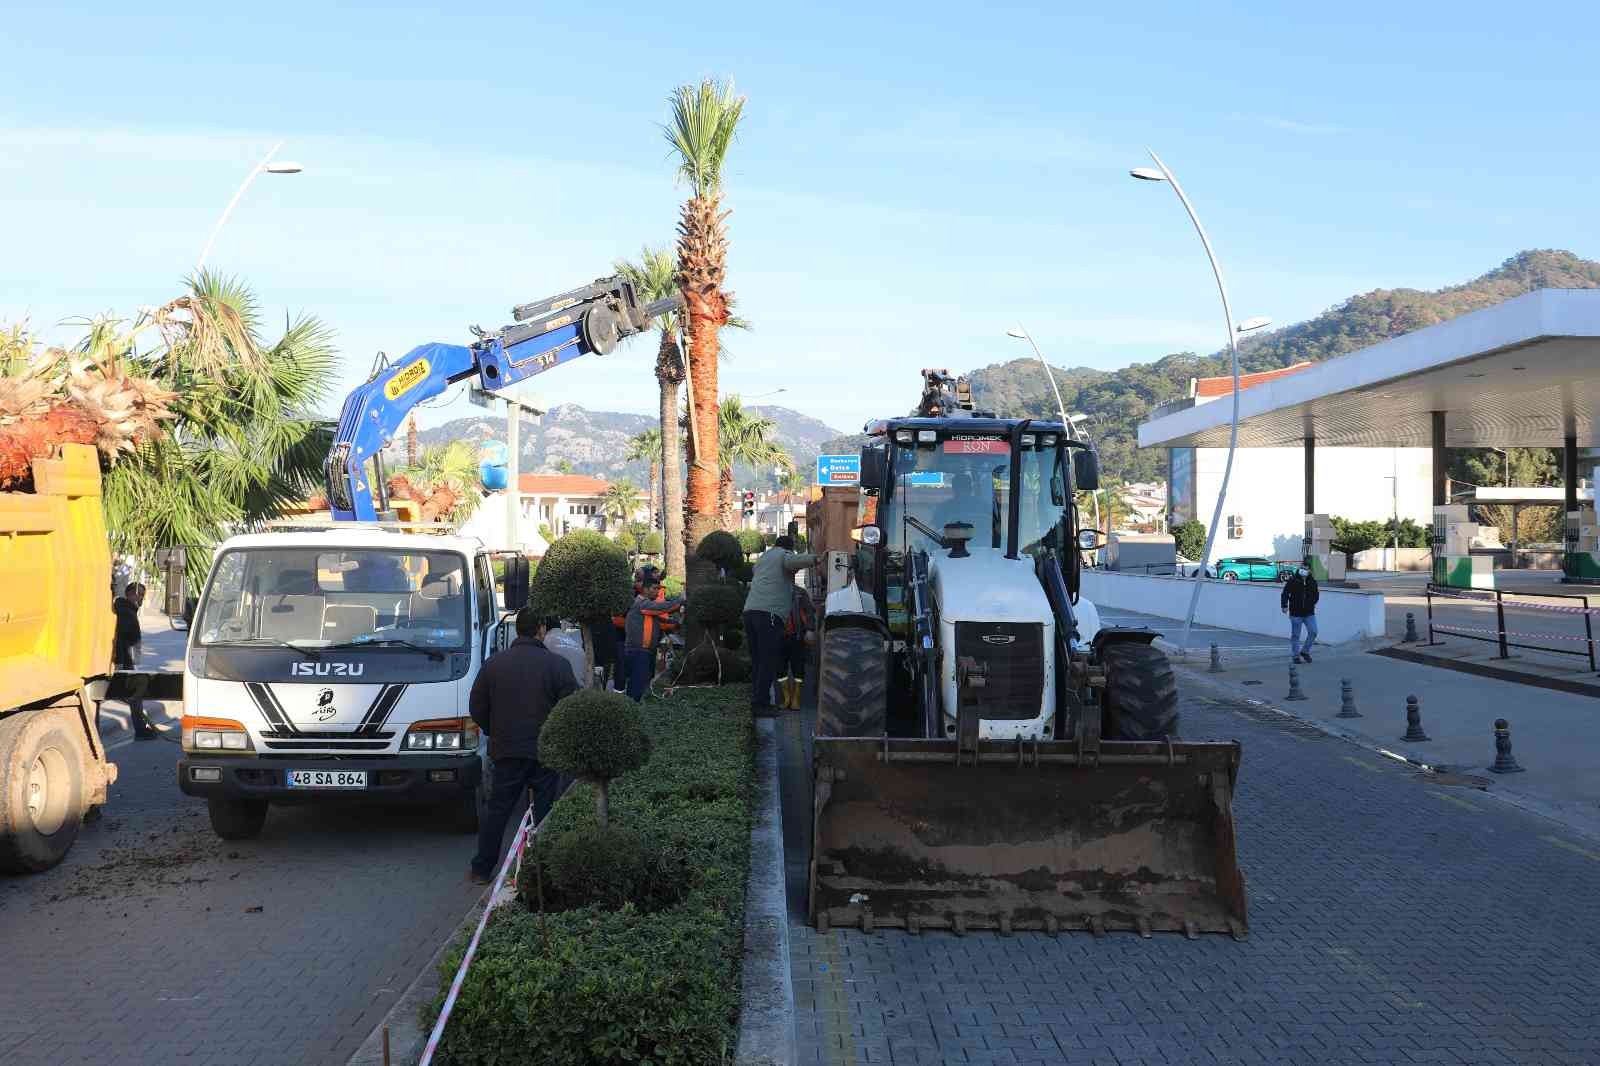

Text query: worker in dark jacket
(622, 574), (683, 701)
(112, 583), (157, 740)
(1281, 566), (1320, 663)
(467, 607), (579, 883)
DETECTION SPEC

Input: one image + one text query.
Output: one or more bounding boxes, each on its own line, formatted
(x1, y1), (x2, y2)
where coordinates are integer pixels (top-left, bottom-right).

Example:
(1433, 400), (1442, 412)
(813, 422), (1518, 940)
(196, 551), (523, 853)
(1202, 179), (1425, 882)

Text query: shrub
(1172, 519), (1206, 560)
(736, 528), (765, 558)
(695, 529), (743, 572)
(640, 530), (664, 556)
(539, 689), (650, 826)
(528, 530), (632, 679)
(531, 824), (688, 913)
(677, 643), (751, 684)
(686, 581), (744, 632)
(435, 686), (753, 1066)
(614, 530), (638, 555)
(663, 574), (684, 598)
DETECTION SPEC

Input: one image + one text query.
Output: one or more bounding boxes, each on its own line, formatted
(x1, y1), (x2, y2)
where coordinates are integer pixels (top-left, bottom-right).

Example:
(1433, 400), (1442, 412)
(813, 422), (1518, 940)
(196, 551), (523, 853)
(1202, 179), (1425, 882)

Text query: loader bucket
(808, 736), (1247, 937)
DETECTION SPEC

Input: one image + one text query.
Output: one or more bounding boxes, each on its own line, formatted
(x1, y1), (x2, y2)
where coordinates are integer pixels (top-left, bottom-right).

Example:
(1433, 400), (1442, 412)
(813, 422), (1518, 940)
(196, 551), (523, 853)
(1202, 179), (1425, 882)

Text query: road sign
(816, 454), (861, 485)
(905, 471), (944, 487)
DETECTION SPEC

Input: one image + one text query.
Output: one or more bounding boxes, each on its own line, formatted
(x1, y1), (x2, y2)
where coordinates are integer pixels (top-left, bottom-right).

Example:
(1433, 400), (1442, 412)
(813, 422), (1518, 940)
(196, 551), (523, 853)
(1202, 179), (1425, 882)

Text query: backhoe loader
(808, 370), (1247, 937)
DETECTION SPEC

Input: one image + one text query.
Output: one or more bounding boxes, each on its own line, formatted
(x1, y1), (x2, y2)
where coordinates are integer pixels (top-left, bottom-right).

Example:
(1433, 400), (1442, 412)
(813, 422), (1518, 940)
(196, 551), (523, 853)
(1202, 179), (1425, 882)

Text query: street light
(196, 140), (304, 272)
(1487, 446), (1510, 487)
(742, 387), (788, 401)
(1131, 150), (1259, 657)
(1007, 325), (1098, 533)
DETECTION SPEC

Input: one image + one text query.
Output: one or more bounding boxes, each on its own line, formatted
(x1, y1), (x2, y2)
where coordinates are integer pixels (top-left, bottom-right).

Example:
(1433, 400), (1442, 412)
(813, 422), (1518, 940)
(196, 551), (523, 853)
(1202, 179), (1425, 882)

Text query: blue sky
(4, 1), (1597, 436)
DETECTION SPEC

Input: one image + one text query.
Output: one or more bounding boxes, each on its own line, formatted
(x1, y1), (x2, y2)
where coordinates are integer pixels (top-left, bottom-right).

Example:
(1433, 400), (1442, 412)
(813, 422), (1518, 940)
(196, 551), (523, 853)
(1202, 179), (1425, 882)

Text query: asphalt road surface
(780, 690), (1600, 1065)
(0, 728), (483, 1066)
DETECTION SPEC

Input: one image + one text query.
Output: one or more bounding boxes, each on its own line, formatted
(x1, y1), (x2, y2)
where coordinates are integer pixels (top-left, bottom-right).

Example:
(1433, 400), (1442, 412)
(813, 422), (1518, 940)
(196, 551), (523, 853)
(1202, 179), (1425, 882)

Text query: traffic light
(742, 490), (756, 517)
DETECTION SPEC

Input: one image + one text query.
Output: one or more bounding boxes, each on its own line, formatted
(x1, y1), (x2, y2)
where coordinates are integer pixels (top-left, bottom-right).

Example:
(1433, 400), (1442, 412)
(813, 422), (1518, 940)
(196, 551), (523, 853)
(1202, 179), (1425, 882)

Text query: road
(780, 691), (1600, 1065)
(0, 728), (482, 1066)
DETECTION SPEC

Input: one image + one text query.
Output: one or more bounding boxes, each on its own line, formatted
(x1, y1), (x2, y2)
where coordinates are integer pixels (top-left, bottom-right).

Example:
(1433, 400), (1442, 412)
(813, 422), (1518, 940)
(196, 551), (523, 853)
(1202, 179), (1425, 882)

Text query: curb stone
(735, 717), (798, 1066)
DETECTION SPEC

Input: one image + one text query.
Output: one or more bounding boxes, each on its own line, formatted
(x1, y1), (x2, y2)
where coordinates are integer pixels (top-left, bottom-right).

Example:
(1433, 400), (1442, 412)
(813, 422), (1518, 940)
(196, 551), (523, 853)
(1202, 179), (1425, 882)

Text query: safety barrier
(1080, 569), (1386, 643)
(1425, 584), (1597, 672)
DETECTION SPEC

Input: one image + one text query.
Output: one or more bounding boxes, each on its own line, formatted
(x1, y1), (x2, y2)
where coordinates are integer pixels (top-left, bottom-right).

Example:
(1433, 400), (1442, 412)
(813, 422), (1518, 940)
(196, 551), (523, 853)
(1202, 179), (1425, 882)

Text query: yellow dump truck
(0, 444), (176, 872)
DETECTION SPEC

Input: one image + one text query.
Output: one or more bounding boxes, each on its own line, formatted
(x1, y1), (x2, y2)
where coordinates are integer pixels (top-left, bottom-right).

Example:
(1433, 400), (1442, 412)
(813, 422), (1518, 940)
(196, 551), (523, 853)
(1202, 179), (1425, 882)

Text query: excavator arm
(325, 276), (679, 520)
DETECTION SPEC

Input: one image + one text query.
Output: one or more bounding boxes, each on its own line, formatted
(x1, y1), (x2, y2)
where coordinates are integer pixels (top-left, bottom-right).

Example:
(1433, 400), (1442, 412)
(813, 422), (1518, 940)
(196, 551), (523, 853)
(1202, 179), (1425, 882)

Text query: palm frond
(662, 78), (745, 197)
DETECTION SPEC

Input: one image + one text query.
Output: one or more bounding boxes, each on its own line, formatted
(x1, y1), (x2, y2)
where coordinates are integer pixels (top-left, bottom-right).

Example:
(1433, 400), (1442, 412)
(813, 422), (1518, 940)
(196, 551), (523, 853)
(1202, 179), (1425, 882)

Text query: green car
(1212, 556), (1294, 582)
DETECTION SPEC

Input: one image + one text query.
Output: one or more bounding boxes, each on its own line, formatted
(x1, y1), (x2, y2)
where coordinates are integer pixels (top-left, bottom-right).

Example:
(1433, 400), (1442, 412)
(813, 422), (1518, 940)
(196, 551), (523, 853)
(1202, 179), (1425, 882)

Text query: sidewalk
(97, 607), (188, 747)
(1183, 640), (1600, 840)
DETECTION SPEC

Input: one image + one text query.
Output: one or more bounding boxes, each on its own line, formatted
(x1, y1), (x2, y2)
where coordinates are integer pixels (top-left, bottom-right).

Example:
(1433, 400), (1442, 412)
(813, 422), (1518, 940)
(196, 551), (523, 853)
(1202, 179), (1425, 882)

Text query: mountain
(959, 250), (1600, 484)
(402, 403), (848, 487)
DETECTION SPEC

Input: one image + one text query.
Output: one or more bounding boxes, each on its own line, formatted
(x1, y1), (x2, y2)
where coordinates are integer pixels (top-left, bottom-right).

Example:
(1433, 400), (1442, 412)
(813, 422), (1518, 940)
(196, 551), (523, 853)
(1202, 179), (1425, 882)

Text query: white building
(1158, 363), (1432, 560)
(456, 473), (647, 556)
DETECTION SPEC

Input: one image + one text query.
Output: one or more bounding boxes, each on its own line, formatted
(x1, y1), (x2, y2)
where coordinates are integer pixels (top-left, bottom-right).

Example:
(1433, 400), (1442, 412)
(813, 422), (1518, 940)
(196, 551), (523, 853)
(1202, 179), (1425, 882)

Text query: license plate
(286, 769), (367, 789)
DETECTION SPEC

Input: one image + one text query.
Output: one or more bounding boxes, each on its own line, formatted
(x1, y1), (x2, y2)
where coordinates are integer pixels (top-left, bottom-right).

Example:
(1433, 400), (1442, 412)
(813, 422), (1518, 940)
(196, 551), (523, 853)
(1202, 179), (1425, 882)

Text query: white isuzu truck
(178, 525), (524, 840)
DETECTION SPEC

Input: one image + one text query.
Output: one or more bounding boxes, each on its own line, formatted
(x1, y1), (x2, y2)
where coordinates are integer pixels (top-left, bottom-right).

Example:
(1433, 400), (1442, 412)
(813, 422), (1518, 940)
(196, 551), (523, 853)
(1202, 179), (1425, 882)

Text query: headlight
(182, 716), (253, 753)
(402, 718), (478, 752)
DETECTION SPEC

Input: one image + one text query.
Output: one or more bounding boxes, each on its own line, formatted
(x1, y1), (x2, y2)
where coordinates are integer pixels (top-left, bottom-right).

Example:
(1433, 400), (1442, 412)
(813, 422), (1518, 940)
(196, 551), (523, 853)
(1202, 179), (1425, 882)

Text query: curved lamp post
(1131, 152), (1269, 656)
(1006, 326), (1099, 533)
(196, 141), (303, 272)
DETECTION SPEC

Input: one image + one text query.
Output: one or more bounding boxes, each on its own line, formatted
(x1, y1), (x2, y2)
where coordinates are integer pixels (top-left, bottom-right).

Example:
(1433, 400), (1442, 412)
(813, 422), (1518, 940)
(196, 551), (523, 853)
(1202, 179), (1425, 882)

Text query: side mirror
(1077, 528), (1102, 551)
(860, 445), (887, 491)
(502, 555), (530, 611)
(852, 525), (882, 546)
(1072, 448), (1100, 492)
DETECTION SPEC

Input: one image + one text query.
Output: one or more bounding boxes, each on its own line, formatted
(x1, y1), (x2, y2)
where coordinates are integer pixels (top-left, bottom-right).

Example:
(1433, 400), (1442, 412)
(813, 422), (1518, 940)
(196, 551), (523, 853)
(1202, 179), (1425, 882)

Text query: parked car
(1213, 556), (1295, 582)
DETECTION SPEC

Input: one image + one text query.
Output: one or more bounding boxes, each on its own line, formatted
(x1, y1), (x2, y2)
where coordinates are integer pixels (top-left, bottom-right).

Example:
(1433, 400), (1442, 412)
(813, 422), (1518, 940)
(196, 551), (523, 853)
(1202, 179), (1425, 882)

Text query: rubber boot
(786, 678), (801, 709)
(775, 676), (792, 710)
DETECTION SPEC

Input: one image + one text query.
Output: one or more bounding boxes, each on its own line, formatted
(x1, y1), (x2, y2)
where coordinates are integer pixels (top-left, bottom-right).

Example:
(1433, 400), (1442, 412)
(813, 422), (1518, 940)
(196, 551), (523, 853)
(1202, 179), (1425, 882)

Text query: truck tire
(1101, 641), (1180, 740)
(815, 627), (887, 737)
(207, 796), (268, 840)
(0, 711), (89, 874)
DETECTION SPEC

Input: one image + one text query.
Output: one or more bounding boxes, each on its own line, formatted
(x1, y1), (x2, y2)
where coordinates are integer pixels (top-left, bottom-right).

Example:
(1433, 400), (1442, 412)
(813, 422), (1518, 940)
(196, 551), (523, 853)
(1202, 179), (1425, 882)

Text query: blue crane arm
(325, 276), (680, 521)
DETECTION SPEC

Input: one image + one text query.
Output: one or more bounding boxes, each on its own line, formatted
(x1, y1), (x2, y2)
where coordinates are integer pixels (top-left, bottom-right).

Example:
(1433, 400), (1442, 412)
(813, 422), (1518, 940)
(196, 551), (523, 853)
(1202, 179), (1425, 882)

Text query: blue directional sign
(905, 471), (944, 487)
(815, 453), (861, 485)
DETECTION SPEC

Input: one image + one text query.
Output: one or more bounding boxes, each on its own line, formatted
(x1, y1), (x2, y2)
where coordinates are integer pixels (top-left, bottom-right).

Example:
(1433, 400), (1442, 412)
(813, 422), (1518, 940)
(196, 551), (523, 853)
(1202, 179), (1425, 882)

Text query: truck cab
(178, 527), (515, 840)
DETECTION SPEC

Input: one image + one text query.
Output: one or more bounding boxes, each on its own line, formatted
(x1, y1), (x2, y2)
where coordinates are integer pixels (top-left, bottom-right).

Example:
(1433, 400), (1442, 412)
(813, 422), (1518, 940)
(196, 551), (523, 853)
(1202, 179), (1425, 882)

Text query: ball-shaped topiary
(539, 689), (650, 826)
(529, 530), (633, 624)
(687, 581), (744, 631)
(736, 528), (766, 558)
(695, 530), (743, 572)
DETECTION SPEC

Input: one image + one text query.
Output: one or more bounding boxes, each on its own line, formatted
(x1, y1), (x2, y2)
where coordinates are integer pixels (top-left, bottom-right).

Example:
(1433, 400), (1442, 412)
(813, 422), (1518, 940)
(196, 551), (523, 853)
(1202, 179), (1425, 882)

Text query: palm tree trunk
(683, 295), (724, 556)
(648, 461), (660, 538)
(658, 347), (686, 582)
(719, 466), (736, 529)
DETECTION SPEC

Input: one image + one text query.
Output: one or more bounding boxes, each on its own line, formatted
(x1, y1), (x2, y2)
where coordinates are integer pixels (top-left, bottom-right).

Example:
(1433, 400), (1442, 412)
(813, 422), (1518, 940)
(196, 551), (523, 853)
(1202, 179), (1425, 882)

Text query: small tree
(641, 530), (665, 556)
(736, 528), (765, 558)
(528, 530), (632, 682)
(539, 689), (650, 827)
(1172, 520), (1206, 561)
(697, 530), (744, 573)
(615, 530), (638, 556)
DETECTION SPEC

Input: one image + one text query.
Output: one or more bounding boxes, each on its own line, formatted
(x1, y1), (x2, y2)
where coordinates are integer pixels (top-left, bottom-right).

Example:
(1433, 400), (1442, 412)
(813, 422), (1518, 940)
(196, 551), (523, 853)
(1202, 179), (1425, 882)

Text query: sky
(4, 0), (1598, 438)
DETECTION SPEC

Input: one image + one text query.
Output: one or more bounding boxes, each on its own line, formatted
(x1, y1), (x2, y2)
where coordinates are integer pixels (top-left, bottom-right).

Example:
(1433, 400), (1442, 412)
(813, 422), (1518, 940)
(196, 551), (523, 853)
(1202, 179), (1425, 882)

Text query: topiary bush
(695, 529), (743, 572)
(686, 581), (744, 632)
(677, 643), (750, 684)
(736, 528), (765, 558)
(528, 530), (632, 682)
(530, 824), (689, 913)
(538, 689), (650, 827)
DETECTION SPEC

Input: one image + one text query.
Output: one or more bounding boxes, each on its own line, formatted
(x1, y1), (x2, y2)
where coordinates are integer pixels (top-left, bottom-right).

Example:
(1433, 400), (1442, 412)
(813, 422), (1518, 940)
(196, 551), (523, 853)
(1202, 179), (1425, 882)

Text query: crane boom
(325, 275), (678, 521)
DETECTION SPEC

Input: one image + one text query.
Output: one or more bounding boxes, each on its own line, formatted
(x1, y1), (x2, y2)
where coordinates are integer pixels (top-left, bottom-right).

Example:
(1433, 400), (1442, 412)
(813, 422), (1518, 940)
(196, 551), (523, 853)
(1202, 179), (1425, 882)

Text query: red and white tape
(1431, 623), (1598, 644)
(1430, 588), (1600, 615)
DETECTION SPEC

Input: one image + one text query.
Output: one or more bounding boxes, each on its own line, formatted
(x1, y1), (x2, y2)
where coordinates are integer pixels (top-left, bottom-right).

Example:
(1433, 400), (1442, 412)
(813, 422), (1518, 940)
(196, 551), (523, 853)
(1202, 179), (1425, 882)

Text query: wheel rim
(25, 745), (71, 836)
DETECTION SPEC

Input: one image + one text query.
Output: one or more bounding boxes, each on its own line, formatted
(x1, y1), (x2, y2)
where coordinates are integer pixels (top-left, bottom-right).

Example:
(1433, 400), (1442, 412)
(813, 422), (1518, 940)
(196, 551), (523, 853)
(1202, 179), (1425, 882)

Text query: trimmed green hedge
(430, 685), (753, 1065)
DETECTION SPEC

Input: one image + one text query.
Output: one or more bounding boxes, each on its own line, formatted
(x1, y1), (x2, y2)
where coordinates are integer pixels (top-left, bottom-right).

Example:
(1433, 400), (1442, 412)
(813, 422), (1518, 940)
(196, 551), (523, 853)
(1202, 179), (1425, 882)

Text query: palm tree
(780, 467), (809, 497)
(395, 440), (483, 523)
(602, 478), (643, 527)
(92, 271), (338, 590)
(663, 77), (744, 555)
(717, 395), (793, 526)
(616, 249), (687, 582)
(625, 424), (663, 538)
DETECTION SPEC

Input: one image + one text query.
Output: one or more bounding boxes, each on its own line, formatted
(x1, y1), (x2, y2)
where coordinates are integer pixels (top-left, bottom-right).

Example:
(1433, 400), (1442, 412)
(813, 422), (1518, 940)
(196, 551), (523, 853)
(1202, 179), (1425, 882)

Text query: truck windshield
(196, 548), (470, 650)
(883, 436), (1071, 558)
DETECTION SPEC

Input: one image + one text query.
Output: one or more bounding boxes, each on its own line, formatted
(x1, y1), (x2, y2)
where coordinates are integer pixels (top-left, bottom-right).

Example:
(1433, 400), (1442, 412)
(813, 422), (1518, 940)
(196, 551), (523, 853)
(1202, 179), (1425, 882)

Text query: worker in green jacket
(742, 535), (817, 714)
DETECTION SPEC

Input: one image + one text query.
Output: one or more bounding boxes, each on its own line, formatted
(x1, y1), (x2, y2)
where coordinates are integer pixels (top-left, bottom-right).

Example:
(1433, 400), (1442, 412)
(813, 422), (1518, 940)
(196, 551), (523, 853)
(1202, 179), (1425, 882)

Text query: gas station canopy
(1139, 289), (1600, 451)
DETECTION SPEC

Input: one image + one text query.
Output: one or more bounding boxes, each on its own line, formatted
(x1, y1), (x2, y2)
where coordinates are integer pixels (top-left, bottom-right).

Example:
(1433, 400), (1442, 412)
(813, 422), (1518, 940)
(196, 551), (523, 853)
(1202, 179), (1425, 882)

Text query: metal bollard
(1403, 612), (1420, 643)
(1337, 678), (1362, 718)
(1401, 695), (1430, 741)
(1488, 718), (1525, 774)
(1209, 642), (1223, 673)
(1286, 664), (1307, 701)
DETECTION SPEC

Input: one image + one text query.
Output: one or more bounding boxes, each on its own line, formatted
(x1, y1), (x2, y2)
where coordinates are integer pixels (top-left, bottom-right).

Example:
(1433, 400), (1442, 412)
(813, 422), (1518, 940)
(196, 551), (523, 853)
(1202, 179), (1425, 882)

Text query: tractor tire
(1101, 641), (1181, 740)
(0, 710), (89, 874)
(207, 796), (269, 841)
(815, 627), (887, 738)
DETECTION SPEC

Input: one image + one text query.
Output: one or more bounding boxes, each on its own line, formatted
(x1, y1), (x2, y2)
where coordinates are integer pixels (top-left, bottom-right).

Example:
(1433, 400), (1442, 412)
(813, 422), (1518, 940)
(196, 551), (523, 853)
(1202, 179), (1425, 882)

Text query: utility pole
(506, 397), (521, 551)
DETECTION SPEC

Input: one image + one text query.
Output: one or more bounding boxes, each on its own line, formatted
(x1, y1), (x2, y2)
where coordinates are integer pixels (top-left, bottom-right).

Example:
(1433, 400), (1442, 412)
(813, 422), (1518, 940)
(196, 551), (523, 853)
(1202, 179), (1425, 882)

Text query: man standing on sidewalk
(112, 582), (158, 740)
(467, 607), (579, 884)
(1282, 566), (1320, 663)
(743, 536), (817, 715)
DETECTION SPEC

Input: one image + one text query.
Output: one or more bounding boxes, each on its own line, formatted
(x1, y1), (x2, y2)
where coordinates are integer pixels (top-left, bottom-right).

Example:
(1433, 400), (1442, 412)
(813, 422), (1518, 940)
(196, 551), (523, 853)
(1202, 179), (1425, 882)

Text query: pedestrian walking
(778, 583), (814, 710)
(742, 535), (817, 715)
(623, 574), (683, 701)
(467, 608), (579, 884)
(1281, 565), (1320, 664)
(112, 582), (157, 740)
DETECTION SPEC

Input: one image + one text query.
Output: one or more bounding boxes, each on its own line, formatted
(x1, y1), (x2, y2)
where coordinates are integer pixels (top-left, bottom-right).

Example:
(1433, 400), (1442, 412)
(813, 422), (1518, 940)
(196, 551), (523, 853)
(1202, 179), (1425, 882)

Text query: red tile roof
(518, 474), (610, 495)
(1192, 361), (1314, 398)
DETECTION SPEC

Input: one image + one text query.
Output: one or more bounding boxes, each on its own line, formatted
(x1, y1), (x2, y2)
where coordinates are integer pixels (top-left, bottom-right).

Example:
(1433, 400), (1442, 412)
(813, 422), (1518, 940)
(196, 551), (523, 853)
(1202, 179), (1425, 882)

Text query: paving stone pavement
(780, 694), (1600, 1066)
(0, 731), (485, 1066)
